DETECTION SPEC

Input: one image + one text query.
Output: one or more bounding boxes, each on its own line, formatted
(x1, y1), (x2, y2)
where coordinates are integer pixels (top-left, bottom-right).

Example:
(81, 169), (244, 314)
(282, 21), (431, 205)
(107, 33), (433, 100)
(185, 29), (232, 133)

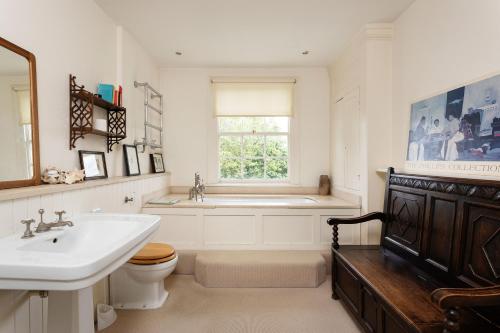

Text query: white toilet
(110, 243), (178, 309)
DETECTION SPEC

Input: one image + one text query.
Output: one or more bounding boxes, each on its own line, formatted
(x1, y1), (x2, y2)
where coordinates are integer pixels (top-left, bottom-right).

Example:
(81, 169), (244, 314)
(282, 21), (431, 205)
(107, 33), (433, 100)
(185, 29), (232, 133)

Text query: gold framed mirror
(0, 36), (40, 189)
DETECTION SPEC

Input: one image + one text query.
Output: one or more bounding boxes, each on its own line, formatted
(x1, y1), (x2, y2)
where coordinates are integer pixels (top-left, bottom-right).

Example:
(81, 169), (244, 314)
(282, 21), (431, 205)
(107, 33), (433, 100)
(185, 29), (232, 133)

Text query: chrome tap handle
(38, 209), (45, 223)
(195, 172), (200, 186)
(21, 219), (35, 239)
(54, 210), (66, 222)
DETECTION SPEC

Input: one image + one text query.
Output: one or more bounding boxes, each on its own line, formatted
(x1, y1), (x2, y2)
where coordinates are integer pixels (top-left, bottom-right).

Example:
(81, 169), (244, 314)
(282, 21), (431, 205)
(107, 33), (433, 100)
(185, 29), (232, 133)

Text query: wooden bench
(327, 168), (500, 333)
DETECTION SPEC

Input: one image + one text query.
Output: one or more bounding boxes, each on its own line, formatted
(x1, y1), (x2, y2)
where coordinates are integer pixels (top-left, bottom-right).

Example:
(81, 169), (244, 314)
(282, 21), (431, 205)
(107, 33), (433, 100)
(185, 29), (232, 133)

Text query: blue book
(97, 84), (114, 103)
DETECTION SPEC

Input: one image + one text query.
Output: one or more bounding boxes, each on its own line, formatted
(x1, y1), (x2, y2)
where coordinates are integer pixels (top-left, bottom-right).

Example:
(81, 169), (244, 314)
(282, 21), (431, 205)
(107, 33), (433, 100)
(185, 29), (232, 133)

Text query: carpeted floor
(101, 275), (362, 333)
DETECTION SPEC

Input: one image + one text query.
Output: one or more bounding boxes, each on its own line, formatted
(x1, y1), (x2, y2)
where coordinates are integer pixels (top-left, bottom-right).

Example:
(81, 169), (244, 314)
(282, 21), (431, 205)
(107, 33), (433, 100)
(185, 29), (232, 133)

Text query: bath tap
(35, 209), (74, 233)
(189, 172), (205, 202)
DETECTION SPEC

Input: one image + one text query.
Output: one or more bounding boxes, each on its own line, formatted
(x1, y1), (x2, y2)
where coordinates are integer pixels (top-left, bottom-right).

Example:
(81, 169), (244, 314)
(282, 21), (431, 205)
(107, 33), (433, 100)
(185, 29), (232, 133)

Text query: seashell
(41, 167), (85, 185)
(41, 166), (61, 184)
(63, 169), (85, 184)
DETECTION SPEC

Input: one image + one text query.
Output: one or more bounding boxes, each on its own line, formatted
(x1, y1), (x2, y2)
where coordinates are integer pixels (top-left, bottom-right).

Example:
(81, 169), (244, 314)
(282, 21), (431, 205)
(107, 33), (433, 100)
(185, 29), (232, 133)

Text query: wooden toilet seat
(128, 243), (176, 265)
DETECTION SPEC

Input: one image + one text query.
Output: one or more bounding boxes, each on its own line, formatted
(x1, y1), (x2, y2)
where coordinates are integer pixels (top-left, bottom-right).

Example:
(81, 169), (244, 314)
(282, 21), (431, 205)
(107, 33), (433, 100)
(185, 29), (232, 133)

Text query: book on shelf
(97, 83), (123, 107)
(97, 83), (114, 103)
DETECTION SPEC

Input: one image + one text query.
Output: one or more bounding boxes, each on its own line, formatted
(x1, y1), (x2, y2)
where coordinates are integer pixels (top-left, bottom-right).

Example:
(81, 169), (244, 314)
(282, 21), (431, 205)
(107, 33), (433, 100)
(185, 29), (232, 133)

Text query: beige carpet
(101, 275), (362, 333)
(195, 251), (326, 288)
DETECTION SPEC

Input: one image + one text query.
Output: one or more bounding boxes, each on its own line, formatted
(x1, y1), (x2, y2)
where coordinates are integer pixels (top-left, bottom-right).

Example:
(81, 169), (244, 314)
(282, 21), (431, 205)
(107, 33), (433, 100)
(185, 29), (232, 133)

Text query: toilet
(110, 243), (178, 310)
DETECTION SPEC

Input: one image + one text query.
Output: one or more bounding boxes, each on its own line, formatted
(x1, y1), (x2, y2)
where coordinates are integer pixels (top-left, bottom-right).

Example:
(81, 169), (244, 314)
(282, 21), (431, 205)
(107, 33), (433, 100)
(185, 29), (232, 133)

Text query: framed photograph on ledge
(78, 150), (108, 180)
(150, 153), (165, 173)
(124, 144), (141, 176)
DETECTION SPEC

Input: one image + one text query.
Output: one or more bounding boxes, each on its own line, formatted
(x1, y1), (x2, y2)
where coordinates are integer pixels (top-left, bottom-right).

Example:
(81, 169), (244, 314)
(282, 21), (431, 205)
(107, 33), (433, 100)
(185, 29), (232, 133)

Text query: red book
(118, 85), (123, 106)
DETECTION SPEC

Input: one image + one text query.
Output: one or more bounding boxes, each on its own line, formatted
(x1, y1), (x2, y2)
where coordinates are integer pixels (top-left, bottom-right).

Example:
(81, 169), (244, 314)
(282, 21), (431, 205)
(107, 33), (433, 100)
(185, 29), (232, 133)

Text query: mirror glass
(0, 46), (33, 182)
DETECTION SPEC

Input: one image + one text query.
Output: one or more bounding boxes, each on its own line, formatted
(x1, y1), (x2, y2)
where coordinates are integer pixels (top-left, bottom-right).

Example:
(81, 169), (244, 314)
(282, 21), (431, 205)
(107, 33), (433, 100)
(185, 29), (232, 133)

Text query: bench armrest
(328, 212), (386, 250)
(431, 285), (500, 332)
(430, 286), (500, 332)
(327, 212), (386, 225)
(431, 285), (500, 308)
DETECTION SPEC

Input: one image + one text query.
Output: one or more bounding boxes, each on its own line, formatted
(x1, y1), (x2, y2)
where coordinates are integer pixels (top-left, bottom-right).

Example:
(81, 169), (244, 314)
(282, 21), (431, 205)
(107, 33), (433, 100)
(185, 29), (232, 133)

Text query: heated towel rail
(134, 81), (163, 152)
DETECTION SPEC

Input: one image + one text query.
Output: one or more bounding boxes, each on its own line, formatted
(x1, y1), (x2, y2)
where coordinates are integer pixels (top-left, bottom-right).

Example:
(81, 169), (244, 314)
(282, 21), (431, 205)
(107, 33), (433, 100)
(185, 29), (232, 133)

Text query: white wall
(330, 30), (366, 193)
(118, 27), (162, 173)
(392, 0), (500, 171)
(0, 1), (163, 332)
(160, 67), (331, 187)
(329, 25), (393, 244)
(331, 0), (500, 243)
(0, 0), (161, 178)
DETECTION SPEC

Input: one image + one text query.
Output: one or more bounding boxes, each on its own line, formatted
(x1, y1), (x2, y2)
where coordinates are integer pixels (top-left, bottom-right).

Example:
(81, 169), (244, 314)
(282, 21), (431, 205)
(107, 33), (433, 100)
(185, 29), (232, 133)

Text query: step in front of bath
(194, 251), (326, 288)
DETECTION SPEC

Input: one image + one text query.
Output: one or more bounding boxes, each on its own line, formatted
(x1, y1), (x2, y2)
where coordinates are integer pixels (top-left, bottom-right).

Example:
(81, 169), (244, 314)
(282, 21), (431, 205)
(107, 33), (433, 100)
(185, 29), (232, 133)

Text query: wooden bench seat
(336, 246), (443, 327)
(328, 169), (500, 333)
(335, 246), (498, 333)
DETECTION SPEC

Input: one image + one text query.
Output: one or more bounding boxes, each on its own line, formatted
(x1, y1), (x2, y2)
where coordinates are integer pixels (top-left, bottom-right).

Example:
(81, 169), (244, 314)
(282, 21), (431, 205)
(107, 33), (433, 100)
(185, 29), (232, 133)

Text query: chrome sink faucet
(188, 172), (205, 202)
(35, 209), (74, 233)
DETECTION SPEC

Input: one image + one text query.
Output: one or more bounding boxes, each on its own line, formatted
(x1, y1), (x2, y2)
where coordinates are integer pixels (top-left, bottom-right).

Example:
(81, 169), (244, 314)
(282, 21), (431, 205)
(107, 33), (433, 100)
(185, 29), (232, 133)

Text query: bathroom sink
(0, 213), (160, 290)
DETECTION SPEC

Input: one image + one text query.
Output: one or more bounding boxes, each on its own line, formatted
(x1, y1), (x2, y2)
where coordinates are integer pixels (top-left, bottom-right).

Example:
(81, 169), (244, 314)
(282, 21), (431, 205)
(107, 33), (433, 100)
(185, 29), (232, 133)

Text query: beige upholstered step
(194, 251), (327, 288)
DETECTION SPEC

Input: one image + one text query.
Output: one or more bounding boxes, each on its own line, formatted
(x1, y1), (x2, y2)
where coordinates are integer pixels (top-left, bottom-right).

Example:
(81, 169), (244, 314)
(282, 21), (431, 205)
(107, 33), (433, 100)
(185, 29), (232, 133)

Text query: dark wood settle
(327, 168), (500, 333)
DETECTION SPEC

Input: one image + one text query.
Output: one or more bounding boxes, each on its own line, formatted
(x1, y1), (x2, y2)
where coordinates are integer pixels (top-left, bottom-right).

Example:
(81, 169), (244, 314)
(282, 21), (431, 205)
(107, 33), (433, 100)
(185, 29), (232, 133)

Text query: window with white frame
(218, 117), (289, 180)
(213, 79), (294, 181)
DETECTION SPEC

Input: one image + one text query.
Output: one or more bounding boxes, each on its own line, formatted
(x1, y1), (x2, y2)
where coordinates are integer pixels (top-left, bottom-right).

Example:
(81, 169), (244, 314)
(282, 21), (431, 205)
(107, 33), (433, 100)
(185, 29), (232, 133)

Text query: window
(218, 117), (289, 181)
(212, 78), (295, 182)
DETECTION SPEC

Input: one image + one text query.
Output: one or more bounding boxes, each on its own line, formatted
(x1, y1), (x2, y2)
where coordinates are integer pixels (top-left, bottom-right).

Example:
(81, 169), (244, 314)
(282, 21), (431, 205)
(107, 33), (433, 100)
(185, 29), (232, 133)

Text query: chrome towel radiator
(134, 81), (163, 152)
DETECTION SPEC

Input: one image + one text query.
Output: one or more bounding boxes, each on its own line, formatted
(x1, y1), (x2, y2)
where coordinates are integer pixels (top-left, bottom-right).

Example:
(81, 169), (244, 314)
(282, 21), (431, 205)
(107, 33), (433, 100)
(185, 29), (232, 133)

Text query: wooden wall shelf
(69, 74), (126, 152)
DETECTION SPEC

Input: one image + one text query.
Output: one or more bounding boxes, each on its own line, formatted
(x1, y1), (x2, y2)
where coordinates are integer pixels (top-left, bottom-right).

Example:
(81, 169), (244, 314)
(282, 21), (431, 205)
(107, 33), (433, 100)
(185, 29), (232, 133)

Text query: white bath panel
(204, 215), (256, 245)
(262, 215), (314, 245)
(152, 214), (199, 247)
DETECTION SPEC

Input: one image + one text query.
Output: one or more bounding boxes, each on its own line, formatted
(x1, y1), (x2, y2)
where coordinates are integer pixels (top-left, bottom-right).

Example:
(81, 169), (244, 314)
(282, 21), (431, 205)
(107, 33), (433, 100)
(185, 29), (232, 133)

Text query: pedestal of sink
(48, 287), (94, 333)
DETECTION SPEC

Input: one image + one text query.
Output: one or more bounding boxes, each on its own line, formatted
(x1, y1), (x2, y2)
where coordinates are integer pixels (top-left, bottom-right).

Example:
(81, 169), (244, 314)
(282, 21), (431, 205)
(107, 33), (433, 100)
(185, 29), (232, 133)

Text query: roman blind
(213, 78), (295, 117)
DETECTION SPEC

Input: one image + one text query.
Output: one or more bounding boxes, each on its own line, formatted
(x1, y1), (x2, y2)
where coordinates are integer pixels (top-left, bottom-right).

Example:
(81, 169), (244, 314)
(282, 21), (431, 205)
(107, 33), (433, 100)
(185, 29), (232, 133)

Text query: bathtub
(200, 196), (318, 205)
(149, 195), (318, 206)
(143, 194), (361, 250)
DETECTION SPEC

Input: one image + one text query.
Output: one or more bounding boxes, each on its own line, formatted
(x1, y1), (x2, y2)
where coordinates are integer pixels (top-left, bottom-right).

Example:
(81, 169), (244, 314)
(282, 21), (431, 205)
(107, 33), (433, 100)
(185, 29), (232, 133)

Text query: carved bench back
(382, 168), (500, 288)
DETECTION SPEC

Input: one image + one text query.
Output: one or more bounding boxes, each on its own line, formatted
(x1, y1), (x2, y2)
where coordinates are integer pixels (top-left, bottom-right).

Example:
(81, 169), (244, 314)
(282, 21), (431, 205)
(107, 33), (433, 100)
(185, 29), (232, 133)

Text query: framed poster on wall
(405, 73), (500, 178)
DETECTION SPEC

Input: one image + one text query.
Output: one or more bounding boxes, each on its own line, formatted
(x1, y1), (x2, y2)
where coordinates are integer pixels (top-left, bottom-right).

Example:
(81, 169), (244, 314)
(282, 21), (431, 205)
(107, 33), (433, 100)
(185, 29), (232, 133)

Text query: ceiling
(95, 0), (414, 68)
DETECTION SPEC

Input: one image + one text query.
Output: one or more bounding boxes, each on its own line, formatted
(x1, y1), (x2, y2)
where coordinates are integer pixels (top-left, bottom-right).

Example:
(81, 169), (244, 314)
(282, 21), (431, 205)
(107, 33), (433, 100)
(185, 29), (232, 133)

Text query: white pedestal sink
(0, 213), (160, 333)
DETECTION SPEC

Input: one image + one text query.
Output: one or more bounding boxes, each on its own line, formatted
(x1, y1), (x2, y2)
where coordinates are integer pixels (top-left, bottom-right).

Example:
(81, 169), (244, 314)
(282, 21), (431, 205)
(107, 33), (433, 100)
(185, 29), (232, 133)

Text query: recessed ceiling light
(175, 51), (182, 56)
(302, 50), (310, 55)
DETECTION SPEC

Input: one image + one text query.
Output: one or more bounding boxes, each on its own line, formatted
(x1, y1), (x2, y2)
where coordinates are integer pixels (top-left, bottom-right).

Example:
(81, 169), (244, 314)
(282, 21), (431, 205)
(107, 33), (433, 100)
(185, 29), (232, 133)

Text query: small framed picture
(150, 153), (165, 173)
(78, 150), (108, 180)
(123, 144), (141, 176)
